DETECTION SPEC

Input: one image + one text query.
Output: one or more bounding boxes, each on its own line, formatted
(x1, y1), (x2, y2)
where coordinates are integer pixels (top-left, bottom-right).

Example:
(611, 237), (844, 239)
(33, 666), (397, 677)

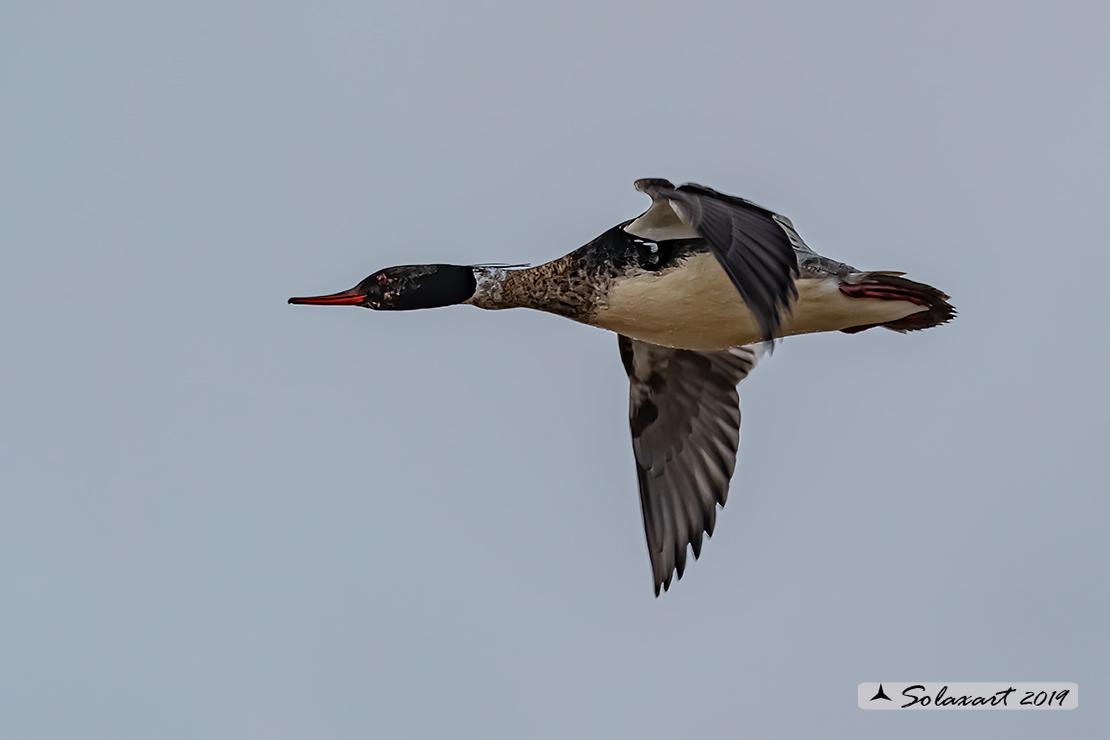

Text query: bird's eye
(377, 273), (389, 285)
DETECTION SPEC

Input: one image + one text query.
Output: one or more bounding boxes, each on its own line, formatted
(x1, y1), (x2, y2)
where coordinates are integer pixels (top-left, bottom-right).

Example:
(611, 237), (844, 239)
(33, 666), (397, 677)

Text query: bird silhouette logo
(871, 684), (892, 701)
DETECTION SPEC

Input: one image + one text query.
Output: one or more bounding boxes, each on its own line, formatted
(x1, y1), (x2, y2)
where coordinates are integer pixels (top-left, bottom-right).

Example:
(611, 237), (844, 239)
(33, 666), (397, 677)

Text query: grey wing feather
(773, 213), (857, 278)
(630, 179), (801, 340)
(617, 334), (761, 596)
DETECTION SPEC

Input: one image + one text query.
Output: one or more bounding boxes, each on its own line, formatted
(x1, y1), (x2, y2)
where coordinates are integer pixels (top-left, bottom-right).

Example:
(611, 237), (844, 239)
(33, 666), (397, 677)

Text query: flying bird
(290, 179), (954, 595)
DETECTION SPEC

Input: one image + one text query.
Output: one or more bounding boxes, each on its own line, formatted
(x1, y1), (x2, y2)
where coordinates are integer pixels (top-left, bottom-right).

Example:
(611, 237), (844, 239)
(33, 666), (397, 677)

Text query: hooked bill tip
(287, 288), (365, 306)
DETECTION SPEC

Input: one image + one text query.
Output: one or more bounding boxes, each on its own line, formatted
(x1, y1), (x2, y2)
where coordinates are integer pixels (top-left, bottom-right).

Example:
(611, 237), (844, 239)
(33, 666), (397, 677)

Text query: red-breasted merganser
(290, 179), (955, 595)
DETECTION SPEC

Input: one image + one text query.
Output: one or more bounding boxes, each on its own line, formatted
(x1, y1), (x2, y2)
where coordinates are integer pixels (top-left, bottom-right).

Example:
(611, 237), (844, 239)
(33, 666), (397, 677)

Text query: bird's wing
(617, 334), (762, 595)
(625, 178), (800, 340)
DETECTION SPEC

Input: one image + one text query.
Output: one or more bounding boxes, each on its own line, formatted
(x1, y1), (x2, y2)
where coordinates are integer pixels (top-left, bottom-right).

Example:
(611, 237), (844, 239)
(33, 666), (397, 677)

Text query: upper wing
(625, 178), (800, 340)
(618, 334), (762, 595)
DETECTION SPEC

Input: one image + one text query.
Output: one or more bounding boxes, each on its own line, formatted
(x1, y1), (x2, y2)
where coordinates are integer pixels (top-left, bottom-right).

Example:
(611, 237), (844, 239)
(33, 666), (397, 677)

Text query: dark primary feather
(633, 180), (800, 340)
(618, 335), (760, 596)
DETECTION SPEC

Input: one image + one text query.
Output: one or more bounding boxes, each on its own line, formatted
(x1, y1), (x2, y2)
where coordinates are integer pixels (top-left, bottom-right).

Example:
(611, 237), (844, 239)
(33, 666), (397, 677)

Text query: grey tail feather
(841, 271), (956, 332)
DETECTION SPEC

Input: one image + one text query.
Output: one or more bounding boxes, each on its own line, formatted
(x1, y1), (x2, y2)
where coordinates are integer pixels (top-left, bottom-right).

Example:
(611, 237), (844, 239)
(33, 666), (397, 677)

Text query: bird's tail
(838, 271), (956, 333)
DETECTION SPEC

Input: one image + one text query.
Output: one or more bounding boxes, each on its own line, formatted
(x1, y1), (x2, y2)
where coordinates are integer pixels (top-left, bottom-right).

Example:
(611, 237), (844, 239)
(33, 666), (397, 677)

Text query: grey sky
(3, 1), (1108, 737)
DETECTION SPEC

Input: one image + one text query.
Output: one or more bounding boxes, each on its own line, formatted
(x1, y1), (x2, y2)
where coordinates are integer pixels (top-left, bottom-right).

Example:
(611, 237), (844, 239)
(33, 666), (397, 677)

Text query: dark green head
(289, 264), (477, 311)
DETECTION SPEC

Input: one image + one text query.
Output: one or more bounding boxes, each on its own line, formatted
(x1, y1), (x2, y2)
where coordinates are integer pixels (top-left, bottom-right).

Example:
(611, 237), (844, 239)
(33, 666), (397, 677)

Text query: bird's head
(289, 264), (477, 311)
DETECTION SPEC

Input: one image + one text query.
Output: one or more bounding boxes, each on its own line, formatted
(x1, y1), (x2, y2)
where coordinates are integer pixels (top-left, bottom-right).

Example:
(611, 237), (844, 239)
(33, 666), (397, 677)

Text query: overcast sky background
(3, 1), (1108, 737)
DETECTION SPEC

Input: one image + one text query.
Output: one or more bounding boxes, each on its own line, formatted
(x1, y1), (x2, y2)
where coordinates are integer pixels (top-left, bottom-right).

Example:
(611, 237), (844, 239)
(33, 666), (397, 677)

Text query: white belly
(594, 252), (925, 351)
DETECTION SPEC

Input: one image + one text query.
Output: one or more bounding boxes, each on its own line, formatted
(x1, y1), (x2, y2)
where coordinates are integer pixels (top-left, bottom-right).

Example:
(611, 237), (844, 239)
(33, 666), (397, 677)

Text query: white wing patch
(624, 199), (699, 241)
